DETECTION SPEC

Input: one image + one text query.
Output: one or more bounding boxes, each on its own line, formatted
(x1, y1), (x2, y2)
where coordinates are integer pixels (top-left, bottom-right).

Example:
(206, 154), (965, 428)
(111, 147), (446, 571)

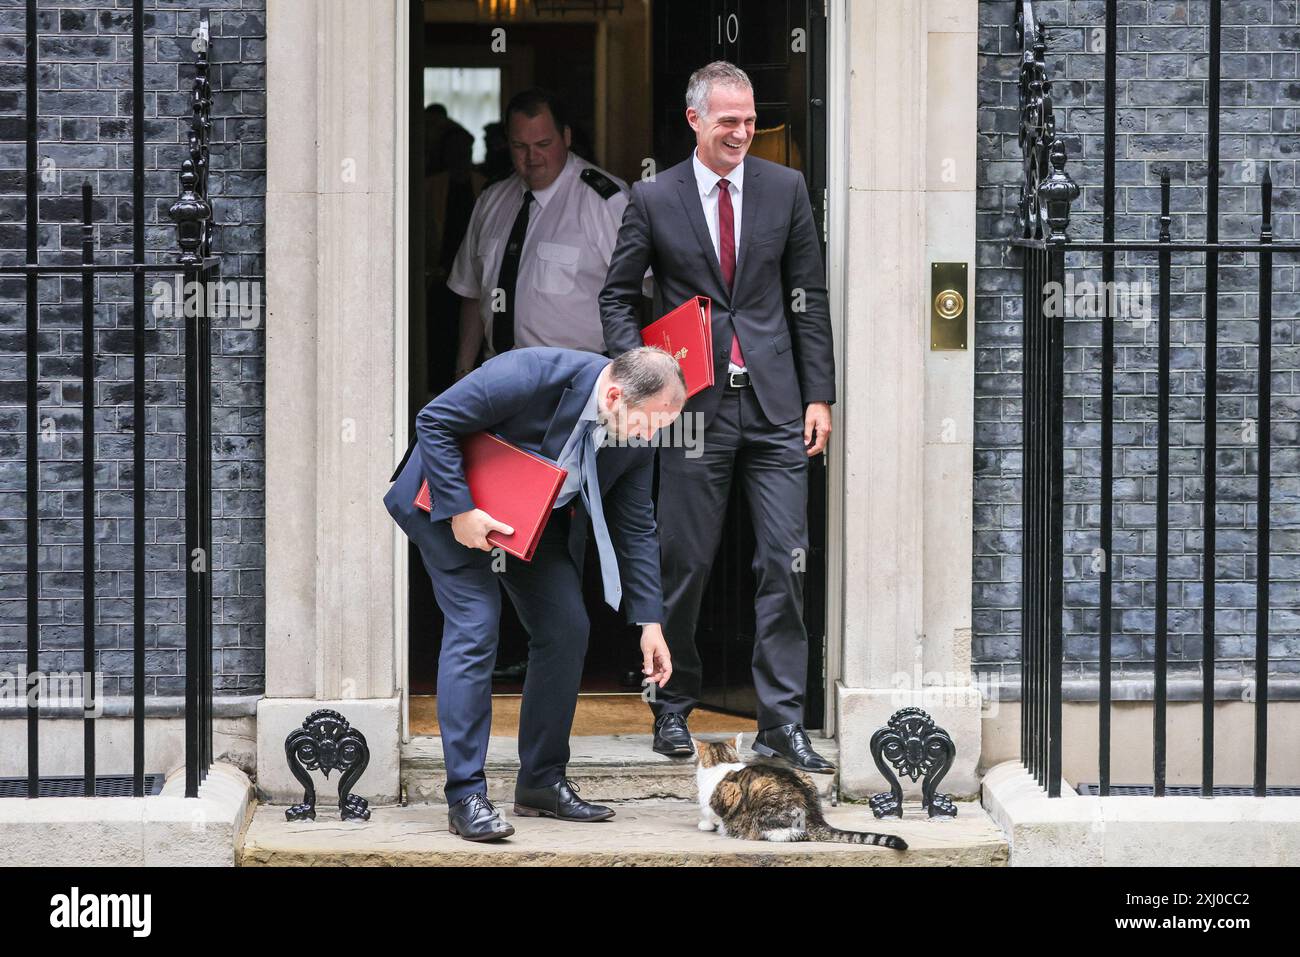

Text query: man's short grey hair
(685, 60), (753, 119)
(609, 346), (687, 407)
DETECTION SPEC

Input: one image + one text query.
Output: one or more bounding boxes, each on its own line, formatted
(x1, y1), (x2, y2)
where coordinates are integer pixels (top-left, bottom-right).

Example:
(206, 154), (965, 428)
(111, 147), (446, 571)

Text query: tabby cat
(694, 734), (907, 849)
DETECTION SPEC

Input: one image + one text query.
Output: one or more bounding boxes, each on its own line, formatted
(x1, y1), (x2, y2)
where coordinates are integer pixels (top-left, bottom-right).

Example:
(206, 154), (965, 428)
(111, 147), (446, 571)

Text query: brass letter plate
(931, 261), (968, 351)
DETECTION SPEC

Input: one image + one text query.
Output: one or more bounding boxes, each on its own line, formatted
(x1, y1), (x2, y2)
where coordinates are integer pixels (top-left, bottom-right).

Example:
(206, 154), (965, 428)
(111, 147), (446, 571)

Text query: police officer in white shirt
(448, 89), (631, 377)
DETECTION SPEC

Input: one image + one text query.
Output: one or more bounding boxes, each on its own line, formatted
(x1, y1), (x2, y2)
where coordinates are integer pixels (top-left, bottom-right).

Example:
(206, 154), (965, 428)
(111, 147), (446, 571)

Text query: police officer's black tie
(492, 190), (534, 355)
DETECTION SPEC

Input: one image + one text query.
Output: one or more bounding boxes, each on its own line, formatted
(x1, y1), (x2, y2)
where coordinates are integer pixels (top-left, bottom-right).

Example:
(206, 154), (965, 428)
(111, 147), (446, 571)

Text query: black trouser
(651, 384), (809, 730)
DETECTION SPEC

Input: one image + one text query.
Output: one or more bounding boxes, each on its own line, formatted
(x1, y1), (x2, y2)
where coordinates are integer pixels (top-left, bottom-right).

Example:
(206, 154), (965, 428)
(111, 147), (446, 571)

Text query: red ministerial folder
(641, 296), (714, 398)
(414, 431), (568, 562)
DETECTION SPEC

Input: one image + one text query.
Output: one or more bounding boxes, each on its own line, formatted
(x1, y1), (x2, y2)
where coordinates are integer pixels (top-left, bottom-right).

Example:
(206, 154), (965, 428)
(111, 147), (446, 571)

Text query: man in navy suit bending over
(385, 346), (684, 841)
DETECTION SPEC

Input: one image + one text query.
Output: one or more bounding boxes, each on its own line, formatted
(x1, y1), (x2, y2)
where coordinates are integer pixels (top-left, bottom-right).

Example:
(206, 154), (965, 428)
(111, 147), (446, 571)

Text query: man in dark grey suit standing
(599, 61), (836, 771)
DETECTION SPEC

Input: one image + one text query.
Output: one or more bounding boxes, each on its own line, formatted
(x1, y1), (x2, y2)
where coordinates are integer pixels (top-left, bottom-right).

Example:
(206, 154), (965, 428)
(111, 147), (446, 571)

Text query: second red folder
(641, 295), (714, 397)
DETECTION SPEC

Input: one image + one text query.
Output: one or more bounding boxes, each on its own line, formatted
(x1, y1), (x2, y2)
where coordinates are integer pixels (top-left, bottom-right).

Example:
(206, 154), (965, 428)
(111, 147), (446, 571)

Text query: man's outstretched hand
(640, 623), (672, 688)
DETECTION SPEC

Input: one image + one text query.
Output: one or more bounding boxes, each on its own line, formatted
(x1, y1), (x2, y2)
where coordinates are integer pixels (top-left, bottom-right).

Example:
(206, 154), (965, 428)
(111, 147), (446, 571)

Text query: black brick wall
(977, 0), (1300, 695)
(0, 0), (266, 699)
(3, 0), (1294, 707)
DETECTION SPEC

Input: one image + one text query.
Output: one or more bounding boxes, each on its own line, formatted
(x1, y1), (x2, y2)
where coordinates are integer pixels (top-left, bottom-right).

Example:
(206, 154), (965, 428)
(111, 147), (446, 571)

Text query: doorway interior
(405, 0), (827, 738)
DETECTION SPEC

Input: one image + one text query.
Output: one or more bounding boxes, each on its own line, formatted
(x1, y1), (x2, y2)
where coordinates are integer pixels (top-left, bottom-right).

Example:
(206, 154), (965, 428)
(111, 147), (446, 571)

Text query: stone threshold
(239, 797), (1008, 866)
(400, 731), (839, 804)
(981, 760), (1300, 866)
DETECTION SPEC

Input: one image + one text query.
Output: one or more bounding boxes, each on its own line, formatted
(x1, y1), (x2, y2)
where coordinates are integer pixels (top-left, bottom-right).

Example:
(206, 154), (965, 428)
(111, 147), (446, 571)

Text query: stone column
(834, 0), (981, 799)
(258, 0), (403, 803)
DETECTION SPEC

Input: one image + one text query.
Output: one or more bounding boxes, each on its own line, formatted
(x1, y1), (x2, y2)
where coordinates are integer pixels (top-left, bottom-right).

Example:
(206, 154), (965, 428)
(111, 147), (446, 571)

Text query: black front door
(651, 0), (829, 726)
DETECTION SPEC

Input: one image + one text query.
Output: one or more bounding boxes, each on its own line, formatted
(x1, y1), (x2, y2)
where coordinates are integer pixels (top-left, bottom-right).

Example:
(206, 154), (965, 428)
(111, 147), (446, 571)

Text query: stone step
(399, 732), (839, 804)
(239, 797), (1008, 867)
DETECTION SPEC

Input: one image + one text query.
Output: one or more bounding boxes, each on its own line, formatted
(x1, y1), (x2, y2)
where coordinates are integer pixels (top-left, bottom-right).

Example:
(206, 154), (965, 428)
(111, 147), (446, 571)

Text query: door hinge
(822, 187), (829, 245)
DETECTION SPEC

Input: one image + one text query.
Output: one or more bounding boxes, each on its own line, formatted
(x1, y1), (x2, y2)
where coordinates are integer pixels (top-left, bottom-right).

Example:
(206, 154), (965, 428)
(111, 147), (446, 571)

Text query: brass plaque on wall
(931, 261), (968, 351)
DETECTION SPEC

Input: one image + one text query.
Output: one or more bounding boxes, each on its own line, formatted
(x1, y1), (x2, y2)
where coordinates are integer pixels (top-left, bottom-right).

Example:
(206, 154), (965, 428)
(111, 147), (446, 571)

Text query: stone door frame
(260, 0), (980, 804)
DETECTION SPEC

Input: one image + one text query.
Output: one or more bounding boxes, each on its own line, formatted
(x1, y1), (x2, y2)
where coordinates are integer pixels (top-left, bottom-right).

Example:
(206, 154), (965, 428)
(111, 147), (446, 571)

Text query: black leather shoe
(491, 659), (527, 682)
(513, 778), (615, 822)
(752, 723), (836, 774)
(447, 792), (515, 841)
(652, 712), (695, 756)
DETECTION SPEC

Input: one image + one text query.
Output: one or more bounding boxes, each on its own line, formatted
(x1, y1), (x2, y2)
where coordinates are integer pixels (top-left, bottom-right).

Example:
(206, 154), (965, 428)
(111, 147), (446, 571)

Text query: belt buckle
(728, 371), (748, 388)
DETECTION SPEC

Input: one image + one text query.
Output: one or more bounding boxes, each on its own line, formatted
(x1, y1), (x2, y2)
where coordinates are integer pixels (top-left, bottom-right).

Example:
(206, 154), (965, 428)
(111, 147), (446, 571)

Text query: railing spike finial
(81, 179), (95, 247)
(170, 8), (214, 267)
(1040, 139), (1079, 241)
(1261, 165), (1273, 243)
(1015, 0), (1074, 241)
(1158, 171), (1172, 243)
(169, 159), (211, 266)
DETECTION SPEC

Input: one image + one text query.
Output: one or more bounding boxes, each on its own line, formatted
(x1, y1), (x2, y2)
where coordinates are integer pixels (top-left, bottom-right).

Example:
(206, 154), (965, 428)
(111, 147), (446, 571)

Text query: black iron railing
(1, 1), (216, 798)
(1010, 0), (1298, 797)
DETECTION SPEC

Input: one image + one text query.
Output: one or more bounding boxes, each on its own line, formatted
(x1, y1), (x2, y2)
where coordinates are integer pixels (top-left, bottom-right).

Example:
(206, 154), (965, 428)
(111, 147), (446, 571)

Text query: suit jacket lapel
(674, 168), (728, 299)
(733, 157), (761, 289)
(538, 387), (578, 461)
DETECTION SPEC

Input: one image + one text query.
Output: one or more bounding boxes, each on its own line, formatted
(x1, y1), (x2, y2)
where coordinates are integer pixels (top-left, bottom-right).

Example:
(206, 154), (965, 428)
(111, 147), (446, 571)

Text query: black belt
(726, 371), (750, 388)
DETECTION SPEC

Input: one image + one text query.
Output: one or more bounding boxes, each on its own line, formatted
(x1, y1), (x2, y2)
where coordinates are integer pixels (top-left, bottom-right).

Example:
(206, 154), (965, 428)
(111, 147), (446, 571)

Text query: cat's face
(693, 734), (743, 768)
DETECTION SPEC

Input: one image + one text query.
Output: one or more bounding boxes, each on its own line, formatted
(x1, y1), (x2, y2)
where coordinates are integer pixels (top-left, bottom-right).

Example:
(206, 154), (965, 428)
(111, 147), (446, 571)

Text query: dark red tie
(717, 179), (745, 367)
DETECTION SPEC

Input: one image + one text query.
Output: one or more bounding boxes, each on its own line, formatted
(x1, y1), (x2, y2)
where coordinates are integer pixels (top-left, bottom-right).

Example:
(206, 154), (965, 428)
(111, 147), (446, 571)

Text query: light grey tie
(578, 420), (621, 611)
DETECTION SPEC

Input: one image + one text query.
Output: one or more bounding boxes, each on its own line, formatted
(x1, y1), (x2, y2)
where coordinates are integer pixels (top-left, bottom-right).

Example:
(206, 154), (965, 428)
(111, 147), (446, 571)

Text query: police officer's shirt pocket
(473, 238), (501, 290)
(533, 241), (580, 296)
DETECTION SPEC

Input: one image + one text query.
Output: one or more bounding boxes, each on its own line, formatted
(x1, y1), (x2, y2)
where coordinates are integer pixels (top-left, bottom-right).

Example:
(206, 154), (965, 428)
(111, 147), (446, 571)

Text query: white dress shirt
(448, 152), (630, 356)
(691, 148), (746, 373)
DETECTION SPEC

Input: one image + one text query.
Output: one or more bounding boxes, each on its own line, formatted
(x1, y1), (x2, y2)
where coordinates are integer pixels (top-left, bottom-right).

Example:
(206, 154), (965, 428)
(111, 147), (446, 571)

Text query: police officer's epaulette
(580, 167), (620, 200)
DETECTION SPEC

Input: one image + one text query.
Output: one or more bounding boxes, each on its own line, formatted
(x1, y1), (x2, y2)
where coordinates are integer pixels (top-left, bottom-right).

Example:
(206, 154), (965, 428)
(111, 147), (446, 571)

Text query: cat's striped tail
(808, 824), (907, 850)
